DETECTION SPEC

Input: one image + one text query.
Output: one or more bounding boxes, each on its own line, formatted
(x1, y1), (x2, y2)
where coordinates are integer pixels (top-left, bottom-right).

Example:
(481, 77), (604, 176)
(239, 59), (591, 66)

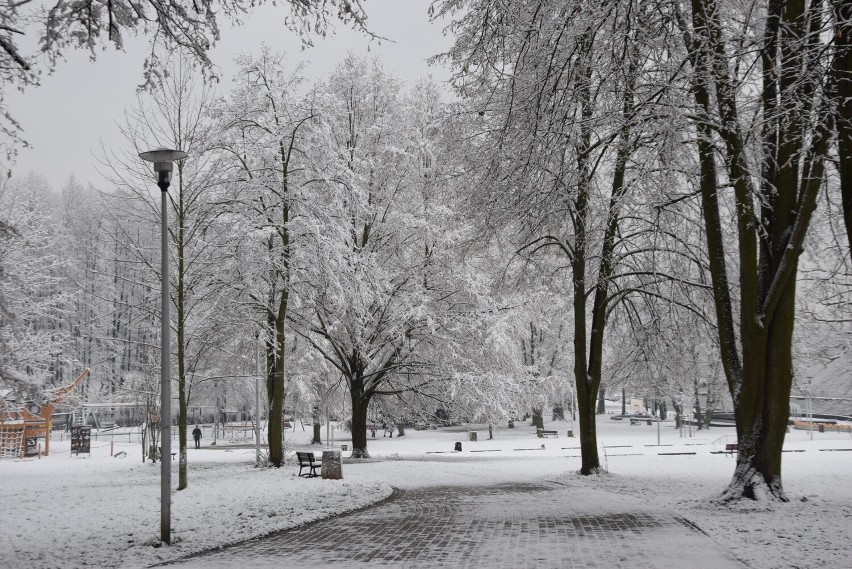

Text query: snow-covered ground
(2, 412), (850, 569)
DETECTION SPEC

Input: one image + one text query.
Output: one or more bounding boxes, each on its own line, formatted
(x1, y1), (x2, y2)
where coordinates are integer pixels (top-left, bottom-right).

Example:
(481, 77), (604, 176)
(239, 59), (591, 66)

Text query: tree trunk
(621, 388), (626, 415)
(596, 386), (606, 414)
(672, 398), (683, 430)
(576, 378), (600, 474)
(267, 315), (287, 466)
(349, 380), (371, 458)
(694, 394), (704, 430)
(531, 408), (544, 430)
(396, 422), (405, 437)
(312, 423), (322, 445)
(683, 0), (829, 501)
(832, 0), (852, 255)
(176, 184), (188, 491)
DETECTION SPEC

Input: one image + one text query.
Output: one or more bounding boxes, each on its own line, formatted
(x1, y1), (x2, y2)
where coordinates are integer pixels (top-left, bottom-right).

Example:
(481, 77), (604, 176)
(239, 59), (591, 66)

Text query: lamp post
(139, 147), (188, 545)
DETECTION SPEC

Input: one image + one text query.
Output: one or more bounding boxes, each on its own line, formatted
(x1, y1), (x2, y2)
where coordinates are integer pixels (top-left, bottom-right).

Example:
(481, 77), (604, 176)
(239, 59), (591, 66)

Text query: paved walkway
(164, 483), (747, 569)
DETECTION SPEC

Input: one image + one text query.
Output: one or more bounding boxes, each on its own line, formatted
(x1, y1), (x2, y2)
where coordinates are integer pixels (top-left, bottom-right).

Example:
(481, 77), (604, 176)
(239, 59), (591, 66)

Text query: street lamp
(139, 147), (187, 545)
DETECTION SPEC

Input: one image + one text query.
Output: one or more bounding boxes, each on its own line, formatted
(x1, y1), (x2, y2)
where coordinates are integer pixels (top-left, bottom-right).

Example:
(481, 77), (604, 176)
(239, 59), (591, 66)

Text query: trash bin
(341, 444), (348, 451)
(321, 449), (343, 480)
(454, 441), (462, 452)
(566, 430), (573, 438)
(468, 431), (478, 442)
(818, 423), (825, 433)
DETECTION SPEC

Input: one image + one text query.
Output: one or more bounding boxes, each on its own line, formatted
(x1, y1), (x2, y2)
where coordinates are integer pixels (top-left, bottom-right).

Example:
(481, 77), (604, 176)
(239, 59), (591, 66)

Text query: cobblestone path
(165, 483), (747, 568)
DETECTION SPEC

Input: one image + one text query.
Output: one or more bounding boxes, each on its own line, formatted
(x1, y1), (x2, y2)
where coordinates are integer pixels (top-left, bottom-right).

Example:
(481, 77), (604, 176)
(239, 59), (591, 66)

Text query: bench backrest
(296, 451), (316, 464)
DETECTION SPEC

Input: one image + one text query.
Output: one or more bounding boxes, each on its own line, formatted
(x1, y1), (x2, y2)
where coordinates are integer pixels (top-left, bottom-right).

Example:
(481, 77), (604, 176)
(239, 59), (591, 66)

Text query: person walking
(192, 425), (202, 449)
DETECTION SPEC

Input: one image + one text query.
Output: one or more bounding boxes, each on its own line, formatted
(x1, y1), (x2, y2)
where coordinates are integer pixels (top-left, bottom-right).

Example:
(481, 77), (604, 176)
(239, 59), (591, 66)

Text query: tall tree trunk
(682, 0), (830, 500)
(176, 176), (188, 491)
(572, 30), (600, 476)
(268, 305), (287, 467)
(831, 0), (852, 254)
(349, 379), (371, 458)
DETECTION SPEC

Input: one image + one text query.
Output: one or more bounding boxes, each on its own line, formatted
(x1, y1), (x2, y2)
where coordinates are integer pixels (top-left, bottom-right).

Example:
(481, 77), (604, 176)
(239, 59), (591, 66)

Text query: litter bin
(818, 423), (825, 433)
(341, 444), (348, 451)
(468, 431), (478, 442)
(566, 430), (573, 438)
(454, 441), (462, 452)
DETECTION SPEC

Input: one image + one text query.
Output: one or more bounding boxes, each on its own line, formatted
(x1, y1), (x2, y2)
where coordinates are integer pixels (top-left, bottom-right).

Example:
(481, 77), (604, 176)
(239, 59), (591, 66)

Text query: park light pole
(139, 147), (188, 545)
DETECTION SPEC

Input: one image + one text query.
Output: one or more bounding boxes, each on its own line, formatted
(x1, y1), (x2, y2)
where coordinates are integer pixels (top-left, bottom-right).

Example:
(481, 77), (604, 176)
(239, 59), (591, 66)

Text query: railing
(710, 434), (737, 452)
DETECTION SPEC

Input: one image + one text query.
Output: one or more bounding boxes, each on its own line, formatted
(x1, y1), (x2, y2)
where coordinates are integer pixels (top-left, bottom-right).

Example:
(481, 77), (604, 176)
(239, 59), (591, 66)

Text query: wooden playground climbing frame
(0, 368), (90, 459)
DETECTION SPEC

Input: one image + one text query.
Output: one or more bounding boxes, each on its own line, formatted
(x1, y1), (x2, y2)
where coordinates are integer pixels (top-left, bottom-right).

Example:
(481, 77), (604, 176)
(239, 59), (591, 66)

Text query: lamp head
(139, 147), (188, 164)
(139, 147), (187, 190)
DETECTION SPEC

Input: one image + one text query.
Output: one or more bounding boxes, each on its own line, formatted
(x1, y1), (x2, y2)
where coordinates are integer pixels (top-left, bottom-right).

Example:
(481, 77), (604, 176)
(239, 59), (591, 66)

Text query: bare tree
(676, 0), (835, 500)
(99, 55), (229, 487)
(437, 0), (699, 474)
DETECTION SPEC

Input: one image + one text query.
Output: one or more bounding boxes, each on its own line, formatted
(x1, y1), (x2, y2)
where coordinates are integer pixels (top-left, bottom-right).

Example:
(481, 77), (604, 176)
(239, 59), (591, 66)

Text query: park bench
(725, 443), (738, 456)
(537, 429), (559, 438)
(296, 451), (320, 478)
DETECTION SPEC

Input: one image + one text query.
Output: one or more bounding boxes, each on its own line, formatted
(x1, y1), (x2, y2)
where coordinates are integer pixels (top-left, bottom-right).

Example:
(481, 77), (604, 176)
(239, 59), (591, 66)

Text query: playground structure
(0, 368), (90, 459)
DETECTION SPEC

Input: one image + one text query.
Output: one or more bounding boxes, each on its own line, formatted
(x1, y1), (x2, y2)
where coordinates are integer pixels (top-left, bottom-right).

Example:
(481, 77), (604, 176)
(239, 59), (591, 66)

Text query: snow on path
(1, 416), (850, 569)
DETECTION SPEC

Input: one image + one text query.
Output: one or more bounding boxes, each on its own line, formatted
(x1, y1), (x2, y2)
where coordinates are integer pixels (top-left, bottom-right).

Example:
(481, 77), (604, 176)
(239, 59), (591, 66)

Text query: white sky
(8, 0), (453, 189)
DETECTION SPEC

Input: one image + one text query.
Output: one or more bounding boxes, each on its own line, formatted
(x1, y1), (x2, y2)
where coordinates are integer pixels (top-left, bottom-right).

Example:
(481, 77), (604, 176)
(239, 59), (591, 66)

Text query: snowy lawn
(2, 414), (851, 568)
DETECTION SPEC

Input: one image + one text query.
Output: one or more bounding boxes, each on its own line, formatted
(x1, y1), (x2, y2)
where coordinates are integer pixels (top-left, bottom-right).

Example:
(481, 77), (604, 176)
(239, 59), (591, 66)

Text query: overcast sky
(8, 0), (453, 189)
